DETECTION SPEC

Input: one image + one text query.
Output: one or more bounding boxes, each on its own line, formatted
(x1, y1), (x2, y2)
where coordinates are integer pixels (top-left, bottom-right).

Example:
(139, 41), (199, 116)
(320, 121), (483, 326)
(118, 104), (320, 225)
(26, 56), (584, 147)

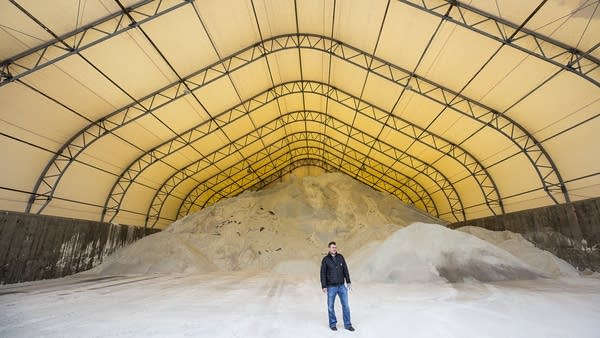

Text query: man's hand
(322, 288), (327, 293)
(346, 283), (352, 291)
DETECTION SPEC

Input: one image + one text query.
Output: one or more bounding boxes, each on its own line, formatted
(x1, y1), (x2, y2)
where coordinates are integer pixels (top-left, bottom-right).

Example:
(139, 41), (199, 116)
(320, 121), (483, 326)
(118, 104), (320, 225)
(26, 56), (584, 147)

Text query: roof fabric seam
(188, 0), (278, 178)
(102, 81), (497, 224)
(174, 138), (436, 224)
(112, 0), (259, 211)
(3, 0), (595, 225)
(32, 34), (545, 221)
(248, 0), (296, 171)
(167, 127), (463, 224)
(2, 0), (598, 87)
(145, 113), (446, 225)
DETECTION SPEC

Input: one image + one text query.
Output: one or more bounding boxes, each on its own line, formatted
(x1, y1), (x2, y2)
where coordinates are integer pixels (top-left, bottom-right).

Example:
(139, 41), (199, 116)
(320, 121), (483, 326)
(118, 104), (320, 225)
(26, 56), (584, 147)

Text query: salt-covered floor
(1, 272), (599, 338)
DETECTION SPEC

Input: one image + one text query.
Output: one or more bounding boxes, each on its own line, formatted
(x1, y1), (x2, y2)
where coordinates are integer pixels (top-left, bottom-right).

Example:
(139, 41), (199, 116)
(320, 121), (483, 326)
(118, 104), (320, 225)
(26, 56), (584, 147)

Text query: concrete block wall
(450, 197), (600, 272)
(0, 211), (160, 284)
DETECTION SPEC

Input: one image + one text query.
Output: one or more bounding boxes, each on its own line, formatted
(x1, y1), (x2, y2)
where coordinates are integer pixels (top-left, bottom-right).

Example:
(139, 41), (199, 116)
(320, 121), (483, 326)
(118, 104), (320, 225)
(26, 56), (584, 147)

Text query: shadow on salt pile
(350, 223), (550, 283)
(80, 174), (578, 283)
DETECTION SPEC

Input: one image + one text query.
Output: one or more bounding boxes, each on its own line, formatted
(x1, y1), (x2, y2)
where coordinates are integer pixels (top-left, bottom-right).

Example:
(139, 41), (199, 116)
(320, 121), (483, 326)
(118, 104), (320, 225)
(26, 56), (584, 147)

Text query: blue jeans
(327, 284), (351, 328)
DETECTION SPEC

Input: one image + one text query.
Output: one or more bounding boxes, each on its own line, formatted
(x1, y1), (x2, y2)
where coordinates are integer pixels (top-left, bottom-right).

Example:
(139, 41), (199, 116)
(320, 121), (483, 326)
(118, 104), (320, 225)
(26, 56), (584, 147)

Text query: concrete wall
(0, 211), (160, 284)
(450, 197), (600, 272)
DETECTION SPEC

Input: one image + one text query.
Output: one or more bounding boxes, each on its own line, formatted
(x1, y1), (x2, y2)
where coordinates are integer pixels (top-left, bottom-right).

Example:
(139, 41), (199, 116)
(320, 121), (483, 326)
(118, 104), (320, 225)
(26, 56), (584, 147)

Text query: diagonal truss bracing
(246, 158), (339, 192)
(195, 147), (424, 215)
(150, 124), (465, 226)
(173, 134), (445, 225)
(103, 81), (499, 223)
(2, 1), (598, 88)
(168, 143), (428, 228)
(397, 0), (600, 87)
(184, 137), (430, 215)
(27, 34), (564, 215)
(186, 146), (415, 221)
(146, 122), (440, 227)
(99, 80), (499, 223)
(0, 0), (192, 86)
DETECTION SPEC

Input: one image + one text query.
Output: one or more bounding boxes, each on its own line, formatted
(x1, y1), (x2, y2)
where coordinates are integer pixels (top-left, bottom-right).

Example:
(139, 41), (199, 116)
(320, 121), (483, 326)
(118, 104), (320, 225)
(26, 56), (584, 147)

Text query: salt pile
(87, 173), (579, 282)
(90, 173), (436, 275)
(456, 226), (579, 277)
(350, 223), (574, 283)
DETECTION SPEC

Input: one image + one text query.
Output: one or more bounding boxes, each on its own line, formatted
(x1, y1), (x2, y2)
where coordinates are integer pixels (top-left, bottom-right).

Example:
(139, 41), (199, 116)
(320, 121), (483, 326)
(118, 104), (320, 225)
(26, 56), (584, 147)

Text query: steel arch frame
(145, 120), (442, 226)
(175, 142), (428, 225)
(156, 124), (465, 226)
(397, 0), (600, 87)
(195, 149), (414, 213)
(148, 135), (431, 222)
(191, 148), (415, 221)
(193, 137), (431, 212)
(103, 80), (500, 223)
(2, 1), (598, 87)
(26, 33), (565, 216)
(168, 153), (428, 230)
(173, 133), (448, 224)
(238, 159), (435, 217)
(0, 0), (193, 86)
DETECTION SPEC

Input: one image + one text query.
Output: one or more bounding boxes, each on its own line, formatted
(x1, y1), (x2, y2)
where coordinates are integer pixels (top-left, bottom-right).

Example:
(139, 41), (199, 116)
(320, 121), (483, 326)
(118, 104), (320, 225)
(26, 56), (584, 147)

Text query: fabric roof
(1, 0), (599, 229)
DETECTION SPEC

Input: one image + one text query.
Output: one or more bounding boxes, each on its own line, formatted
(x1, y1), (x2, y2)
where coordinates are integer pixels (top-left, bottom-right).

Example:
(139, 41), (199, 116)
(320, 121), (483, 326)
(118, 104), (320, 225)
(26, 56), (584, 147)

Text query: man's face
(329, 244), (337, 255)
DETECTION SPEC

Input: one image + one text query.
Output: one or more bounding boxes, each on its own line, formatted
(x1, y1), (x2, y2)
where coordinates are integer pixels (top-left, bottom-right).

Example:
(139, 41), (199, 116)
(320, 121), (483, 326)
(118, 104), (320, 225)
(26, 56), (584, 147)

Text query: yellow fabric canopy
(1, 0), (599, 228)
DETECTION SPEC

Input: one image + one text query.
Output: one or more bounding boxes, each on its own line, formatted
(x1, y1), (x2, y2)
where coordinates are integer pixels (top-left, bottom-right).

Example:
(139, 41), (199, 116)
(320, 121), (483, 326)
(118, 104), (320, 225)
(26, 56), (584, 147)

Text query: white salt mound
(350, 223), (546, 283)
(89, 173), (436, 275)
(87, 173), (579, 283)
(89, 232), (218, 275)
(456, 226), (579, 277)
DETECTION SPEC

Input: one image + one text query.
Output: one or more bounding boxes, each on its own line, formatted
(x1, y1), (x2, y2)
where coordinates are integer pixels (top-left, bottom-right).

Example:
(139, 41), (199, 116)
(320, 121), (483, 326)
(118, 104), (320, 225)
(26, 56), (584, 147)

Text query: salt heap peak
(86, 173), (578, 282)
(89, 173), (436, 275)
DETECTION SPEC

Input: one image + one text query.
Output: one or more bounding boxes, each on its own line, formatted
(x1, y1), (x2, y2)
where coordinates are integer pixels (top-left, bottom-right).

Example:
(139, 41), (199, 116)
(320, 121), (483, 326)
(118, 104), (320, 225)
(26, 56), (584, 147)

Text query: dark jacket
(320, 253), (351, 288)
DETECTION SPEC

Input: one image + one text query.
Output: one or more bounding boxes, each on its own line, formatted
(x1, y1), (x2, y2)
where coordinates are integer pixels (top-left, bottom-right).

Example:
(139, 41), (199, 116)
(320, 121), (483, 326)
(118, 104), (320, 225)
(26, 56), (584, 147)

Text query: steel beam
(146, 122), (440, 224)
(195, 150), (403, 218)
(149, 132), (437, 226)
(103, 80), (499, 223)
(162, 124), (465, 224)
(245, 158), (339, 191)
(174, 137), (437, 223)
(29, 34), (561, 215)
(0, 0), (192, 86)
(3, 1), (597, 88)
(396, 0), (600, 87)
(171, 143), (430, 227)
(175, 131), (461, 223)
(195, 141), (420, 211)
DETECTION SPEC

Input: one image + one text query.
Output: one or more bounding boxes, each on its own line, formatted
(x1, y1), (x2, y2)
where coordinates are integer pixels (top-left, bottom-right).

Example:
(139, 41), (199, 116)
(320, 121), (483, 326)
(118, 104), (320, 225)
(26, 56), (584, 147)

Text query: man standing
(320, 241), (355, 331)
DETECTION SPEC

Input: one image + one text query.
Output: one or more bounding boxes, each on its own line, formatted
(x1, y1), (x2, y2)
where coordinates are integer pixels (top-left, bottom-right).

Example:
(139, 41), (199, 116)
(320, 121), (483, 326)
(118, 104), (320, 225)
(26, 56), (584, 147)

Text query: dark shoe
(346, 326), (355, 331)
(330, 326), (337, 331)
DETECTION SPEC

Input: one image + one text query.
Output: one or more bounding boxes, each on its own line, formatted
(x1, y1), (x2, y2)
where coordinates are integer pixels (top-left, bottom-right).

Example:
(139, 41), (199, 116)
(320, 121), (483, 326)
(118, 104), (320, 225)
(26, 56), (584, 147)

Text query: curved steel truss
(2, 1), (597, 87)
(398, 0), (600, 87)
(173, 155), (434, 229)
(97, 79), (505, 224)
(172, 131), (458, 226)
(0, 0), (192, 86)
(173, 142), (432, 225)
(245, 158), (339, 192)
(237, 159), (435, 215)
(26, 31), (568, 217)
(196, 148), (426, 213)
(147, 119), (467, 226)
(148, 123), (451, 227)
(149, 131), (431, 213)
(184, 147), (422, 222)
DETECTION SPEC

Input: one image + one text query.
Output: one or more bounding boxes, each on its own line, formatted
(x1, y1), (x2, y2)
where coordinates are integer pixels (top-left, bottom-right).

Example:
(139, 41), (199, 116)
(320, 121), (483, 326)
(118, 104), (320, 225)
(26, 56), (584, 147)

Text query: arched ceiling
(0, 0), (599, 229)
